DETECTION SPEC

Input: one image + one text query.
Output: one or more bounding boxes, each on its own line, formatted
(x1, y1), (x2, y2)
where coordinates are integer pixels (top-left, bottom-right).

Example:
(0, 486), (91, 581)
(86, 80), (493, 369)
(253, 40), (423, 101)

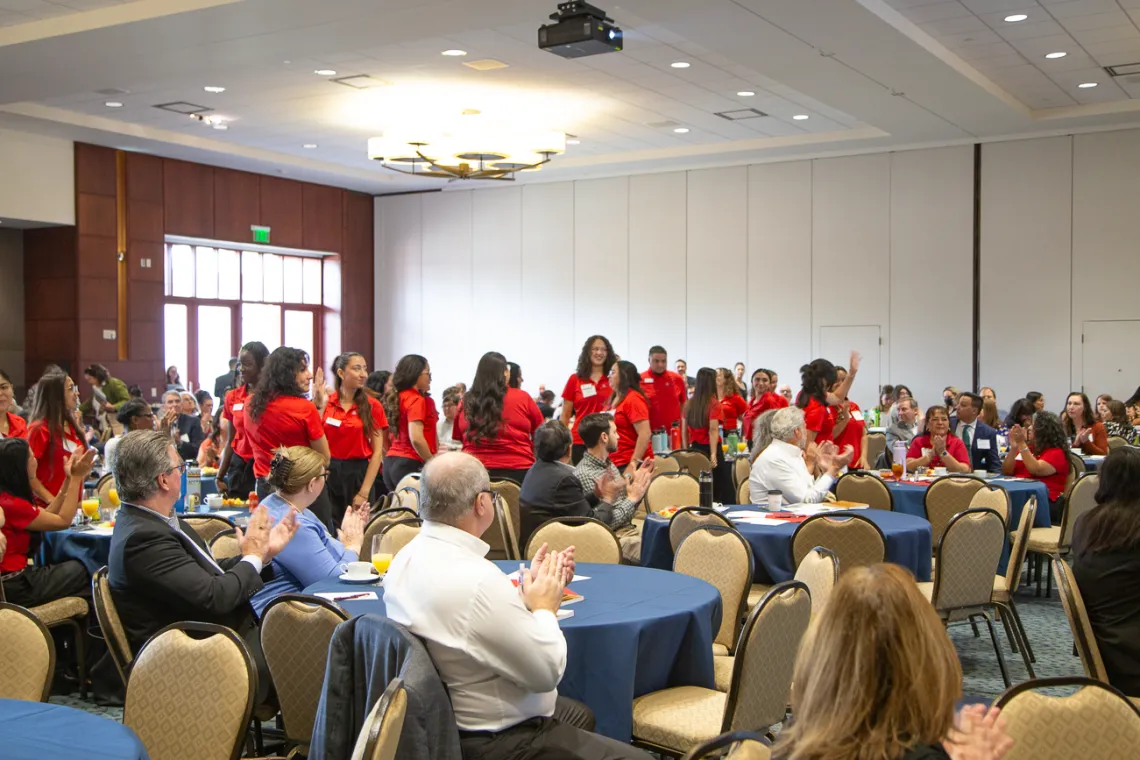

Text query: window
(164, 244), (325, 400)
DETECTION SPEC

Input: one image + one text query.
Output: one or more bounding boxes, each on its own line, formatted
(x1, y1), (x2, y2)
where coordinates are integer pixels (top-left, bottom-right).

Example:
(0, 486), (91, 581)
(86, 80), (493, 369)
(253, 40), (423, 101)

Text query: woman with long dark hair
(365, 370), (392, 400)
(508, 362), (523, 390)
(217, 341), (268, 499)
(561, 335), (615, 464)
(716, 367), (747, 436)
(244, 347), (330, 505)
(608, 360), (652, 475)
(0, 438), (96, 607)
(743, 368), (788, 446)
(27, 371), (88, 504)
(1002, 410), (1069, 522)
(831, 365), (868, 469)
(1003, 398), (1035, 432)
(165, 365), (184, 391)
(382, 354), (438, 491)
(0, 369), (27, 439)
(1025, 391), (1045, 413)
(795, 353), (860, 446)
(315, 352), (389, 526)
(454, 352), (544, 485)
(683, 367), (730, 500)
(1063, 391), (1108, 455)
(1102, 400), (1139, 445)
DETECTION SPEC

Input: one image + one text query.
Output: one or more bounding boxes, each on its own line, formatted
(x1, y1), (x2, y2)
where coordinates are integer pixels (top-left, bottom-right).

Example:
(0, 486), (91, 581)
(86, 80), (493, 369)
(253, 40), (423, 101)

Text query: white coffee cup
(768, 490), (783, 511)
(933, 467), (948, 476)
(973, 469), (988, 478)
(206, 494), (223, 509)
(346, 561), (376, 579)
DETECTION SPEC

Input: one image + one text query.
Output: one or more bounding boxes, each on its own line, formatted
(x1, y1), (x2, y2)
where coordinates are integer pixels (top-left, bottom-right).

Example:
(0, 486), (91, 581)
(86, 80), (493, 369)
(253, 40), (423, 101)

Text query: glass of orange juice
(370, 539), (393, 576)
(107, 488), (121, 507)
(736, 441), (747, 455)
(81, 499), (100, 521)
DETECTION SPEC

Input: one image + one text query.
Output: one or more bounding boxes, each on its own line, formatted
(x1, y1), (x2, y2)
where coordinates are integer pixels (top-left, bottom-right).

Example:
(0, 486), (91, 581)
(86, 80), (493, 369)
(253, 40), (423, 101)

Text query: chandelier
(367, 128), (566, 181)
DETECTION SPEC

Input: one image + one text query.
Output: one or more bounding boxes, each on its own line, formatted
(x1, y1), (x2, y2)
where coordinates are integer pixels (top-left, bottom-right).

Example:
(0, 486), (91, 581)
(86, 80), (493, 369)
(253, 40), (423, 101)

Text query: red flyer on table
(765, 512), (810, 523)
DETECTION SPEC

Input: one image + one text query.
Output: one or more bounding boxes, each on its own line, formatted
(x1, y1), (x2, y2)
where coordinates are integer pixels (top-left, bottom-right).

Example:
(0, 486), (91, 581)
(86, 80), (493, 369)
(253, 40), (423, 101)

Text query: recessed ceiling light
(1044, 52), (1067, 59)
(1078, 82), (1098, 88)
(1004, 14), (1028, 22)
(737, 91), (755, 97)
(673, 127), (690, 133)
(314, 69), (337, 76)
(793, 114), (810, 120)
(105, 101), (123, 108)
(203, 86), (225, 93)
(303, 143), (318, 149)
(671, 61), (690, 68)
(441, 49), (467, 56)
(567, 139), (581, 145)
(213, 124), (228, 130)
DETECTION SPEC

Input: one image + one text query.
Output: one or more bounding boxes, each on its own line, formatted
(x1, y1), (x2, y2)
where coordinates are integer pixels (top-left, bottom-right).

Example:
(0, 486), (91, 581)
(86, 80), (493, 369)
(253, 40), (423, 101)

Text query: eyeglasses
(166, 461), (189, 477)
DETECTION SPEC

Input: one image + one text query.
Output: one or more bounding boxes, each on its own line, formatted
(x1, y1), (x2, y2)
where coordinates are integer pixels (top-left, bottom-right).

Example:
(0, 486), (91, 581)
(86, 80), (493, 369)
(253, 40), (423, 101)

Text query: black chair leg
(1008, 598), (1036, 663)
(996, 602), (1035, 679)
(982, 611), (1011, 688)
(996, 606), (1018, 653)
(969, 617), (981, 638)
(74, 621), (87, 699)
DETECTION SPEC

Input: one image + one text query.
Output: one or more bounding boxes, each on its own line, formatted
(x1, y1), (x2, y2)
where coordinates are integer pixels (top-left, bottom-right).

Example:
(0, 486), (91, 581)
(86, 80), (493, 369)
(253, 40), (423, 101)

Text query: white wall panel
(980, 136), (1072, 412)
(374, 194), (422, 370)
(0, 229), (24, 388)
(747, 161), (811, 390)
(472, 187), (524, 375)
(0, 129), (73, 225)
(421, 192), (474, 390)
(629, 172), (687, 370)
(890, 146), (974, 408)
(521, 183), (576, 393)
(686, 166), (748, 374)
(574, 177), (629, 356)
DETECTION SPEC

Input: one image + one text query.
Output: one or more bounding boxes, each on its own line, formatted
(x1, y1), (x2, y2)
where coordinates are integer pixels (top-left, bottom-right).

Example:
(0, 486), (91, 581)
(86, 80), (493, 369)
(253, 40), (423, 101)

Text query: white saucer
(338, 572), (381, 584)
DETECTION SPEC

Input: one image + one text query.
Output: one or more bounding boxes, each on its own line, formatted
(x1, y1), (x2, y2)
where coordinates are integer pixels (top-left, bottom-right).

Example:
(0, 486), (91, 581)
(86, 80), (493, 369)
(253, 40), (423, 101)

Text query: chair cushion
(632, 686), (726, 752)
(713, 655), (734, 692)
(30, 597), (89, 626)
(711, 643), (730, 656)
(916, 582), (934, 602)
(747, 584), (772, 611)
(1026, 526), (1061, 553)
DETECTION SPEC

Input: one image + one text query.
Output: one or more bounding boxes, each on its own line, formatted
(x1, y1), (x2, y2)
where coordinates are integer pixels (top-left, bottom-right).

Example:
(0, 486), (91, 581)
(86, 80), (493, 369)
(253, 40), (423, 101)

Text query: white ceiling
(1, 0), (1140, 193)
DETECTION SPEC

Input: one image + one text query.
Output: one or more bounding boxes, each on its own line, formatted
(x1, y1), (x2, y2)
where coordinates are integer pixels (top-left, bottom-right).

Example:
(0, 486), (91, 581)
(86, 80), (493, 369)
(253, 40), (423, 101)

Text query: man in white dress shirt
(749, 407), (853, 505)
(383, 451), (651, 760)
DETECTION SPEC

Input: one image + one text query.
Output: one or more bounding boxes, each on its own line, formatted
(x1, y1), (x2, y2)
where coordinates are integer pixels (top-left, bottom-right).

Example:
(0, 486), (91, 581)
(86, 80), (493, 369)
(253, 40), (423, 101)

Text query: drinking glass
(370, 535), (393, 575)
(891, 462), (903, 478)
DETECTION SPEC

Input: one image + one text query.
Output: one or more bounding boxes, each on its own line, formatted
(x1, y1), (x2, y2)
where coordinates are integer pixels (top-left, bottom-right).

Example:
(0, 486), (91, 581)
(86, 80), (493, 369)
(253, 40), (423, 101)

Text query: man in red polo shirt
(641, 346), (687, 450)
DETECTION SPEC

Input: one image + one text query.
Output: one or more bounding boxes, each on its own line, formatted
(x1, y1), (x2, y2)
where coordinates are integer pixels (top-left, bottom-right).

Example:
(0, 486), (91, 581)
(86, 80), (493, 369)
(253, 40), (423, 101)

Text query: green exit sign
(251, 225), (271, 244)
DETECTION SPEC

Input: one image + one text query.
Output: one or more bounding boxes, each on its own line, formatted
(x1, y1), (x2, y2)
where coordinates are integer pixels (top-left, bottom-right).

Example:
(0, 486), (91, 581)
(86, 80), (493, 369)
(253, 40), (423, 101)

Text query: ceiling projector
(538, 1), (623, 59)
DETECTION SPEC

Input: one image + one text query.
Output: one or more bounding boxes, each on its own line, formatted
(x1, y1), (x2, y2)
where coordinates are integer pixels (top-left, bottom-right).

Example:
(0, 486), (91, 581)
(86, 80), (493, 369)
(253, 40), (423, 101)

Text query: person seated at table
(108, 430), (298, 703)
(906, 407), (970, 474)
(196, 422), (223, 469)
(1003, 398), (1035, 432)
(519, 421), (618, 551)
(716, 367), (747, 437)
(0, 438), (95, 607)
(980, 387), (1007, 421)
(1101, 400), (1139, 445)
(942, 386), (959, 413)
(104, 399), (156, 476)
(79, 363), (129, 421)
(165, 366), (185, 392)
(1002, 411), (1070, 523)
(384, 451), (651, 760)
(179, 391), (199, 418)
(885, 384), (914, 429)
(27, 371), (88, 504)
(950, 392), (1001, 473)
(773, 563), (1012, 760)
(981, 397), (1007, 437)
(436, 385), (464, 453)
(0, 369), (27, 440)
(250, 446), (368, 615)
(1071, 447), (1140, 699)
(574, 414), (651, 562)
(885, 398), (921, 451)
(194, 390), (214, 437)
(1063, 392), (1108, 456)
(1025, 391), (1045, 414)
(750, 407), (853, 505)
(876, 384), (895, 421)
(159, 390), (203, 462)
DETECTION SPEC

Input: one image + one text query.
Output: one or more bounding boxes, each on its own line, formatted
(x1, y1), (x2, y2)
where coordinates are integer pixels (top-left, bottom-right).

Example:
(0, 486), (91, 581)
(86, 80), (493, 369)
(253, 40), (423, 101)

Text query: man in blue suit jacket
(950, 392), (1001, 473)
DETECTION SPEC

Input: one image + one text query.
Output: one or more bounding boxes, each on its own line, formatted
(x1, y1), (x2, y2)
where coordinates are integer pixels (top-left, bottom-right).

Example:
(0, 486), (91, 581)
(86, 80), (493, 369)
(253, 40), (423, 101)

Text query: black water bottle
(699, 469), (713, 509)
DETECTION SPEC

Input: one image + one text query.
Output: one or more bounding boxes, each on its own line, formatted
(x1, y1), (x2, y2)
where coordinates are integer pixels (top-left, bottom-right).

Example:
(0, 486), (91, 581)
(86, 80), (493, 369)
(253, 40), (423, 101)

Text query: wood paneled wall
(24, 143), (374, 394)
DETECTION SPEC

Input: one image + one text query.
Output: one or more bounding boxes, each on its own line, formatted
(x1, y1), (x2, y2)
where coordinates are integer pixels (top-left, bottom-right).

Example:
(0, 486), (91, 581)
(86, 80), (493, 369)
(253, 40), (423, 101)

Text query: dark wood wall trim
(972, 143), (981, 392)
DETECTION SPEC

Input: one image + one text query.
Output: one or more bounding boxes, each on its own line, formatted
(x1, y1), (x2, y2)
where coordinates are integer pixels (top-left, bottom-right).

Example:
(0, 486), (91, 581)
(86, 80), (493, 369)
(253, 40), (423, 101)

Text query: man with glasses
(102, 398), (156, 476)
(108, 430), (299, 703)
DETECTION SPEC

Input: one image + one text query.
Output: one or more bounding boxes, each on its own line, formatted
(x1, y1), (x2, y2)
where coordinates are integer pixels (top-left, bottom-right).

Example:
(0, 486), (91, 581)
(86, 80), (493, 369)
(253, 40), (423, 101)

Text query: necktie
(962, 424), (971, 450)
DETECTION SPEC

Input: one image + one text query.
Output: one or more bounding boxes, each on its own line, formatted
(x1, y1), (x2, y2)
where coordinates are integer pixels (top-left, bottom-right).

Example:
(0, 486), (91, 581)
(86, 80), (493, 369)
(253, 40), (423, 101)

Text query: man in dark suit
(161, 390), (204, 461)
(108, 430), (298, 702)
(519, 420), (615, 551)
(950, 392), (1001, 473)
(214, 357), (238, 401)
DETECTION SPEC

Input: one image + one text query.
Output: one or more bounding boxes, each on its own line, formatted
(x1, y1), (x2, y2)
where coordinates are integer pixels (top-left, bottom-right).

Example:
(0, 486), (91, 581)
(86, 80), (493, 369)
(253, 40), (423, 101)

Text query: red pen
(335, 592), (371, 602)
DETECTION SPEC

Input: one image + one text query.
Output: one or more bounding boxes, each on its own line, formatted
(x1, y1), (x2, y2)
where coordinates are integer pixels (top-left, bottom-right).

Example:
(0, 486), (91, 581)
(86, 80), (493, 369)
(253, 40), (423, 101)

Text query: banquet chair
(991, 497), (1038, 669)
(486, 480), (522, 560)
(394, 472), (421, 495)
(378, 518), (423, 557)
(646, 472), (701, 515)
(1066, 451), (1087, 490)
(0, 602), (55, 701)
(994, 677), (1140, 759)
(968, 485), (1009, 527)
(359, 508), (418, 561)
(1106, 435), (1129, 452)
(917, 507), (1013, 686)
(392, 486), (419, 514)
(209, 528), (242, 561)
(924, 474), (986, 547)
(669, 507), (733, 554)
(790, 513), (885, 575)
(681, 731), (771, 760)
(1051, 557), (1112, 688)
(125, 622), (255, 760)
(746, 547), (839, 616)
(1027, 472), (1098, 597)
(736, 478), (750, 505)
(260, 594), (349, 757)
(631, 581), (811, 755)
(672, 449), (713, 477)
(732, 458), (750, 496)
(674, 526), (754, 692)
(864, 433), (887, 473)
(92, 566), (134, 686)
(525, 517), (621, 564)
(653, 456), (681, 476)
(835, 471), (893, 511)
(348, 677), (408, 760)
(95, 472), (116, 508)
(183, 515), (236, 545)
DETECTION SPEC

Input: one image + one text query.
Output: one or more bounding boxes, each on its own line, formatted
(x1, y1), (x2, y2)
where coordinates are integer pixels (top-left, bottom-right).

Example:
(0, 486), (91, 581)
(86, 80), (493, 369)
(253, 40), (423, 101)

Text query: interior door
(1082, 320), (1140, 401)
(819, 325), (881, 413)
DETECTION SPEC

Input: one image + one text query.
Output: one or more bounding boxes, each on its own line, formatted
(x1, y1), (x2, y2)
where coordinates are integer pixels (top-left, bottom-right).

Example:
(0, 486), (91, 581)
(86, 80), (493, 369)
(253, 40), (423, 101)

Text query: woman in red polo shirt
(454, 352), (544, 485)
(217, 341), (268, 499)
(906, 406), (970, 473)
(0, 439), (95, 607)
(0, 369), (27, 440)
(26, 372), (88, 504)
(1003, 410), (1071, 522)
(795, 354), (859, 446)
(608, 360), (652, 475)
(717, 367), (748, 436)
(743, 368), (788, 446)
(382, 354), (438, 491)
(830, 366), (868, 469)
(683, 367), (729, 499)
(316, 352), (389, 525)
(245, 347), (330, 509)
(560, 335), (615, 464)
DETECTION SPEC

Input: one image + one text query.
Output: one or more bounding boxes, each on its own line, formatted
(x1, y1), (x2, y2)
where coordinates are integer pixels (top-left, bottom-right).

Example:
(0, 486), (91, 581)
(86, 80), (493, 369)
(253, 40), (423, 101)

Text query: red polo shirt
(453, 388), (544, 470)
(743, 392), (788, 442)
(244, 396), (325, 478)
(906, 434), (971, 470)
(688, 401), (725, 446)
(561, 374), (612, 446)
(0, 493), (39, 572)
(801, 397), (835, 444)
(223, 385), (254, 460)
(387, 389), (439, 462)
(323, 391), (388, 461)
(719, 395), (747, 434)
(27, 420), (85, 501)
(640, 369), (686, 433)
(612, 391), (653, 468)
(832, 401), (866, 465)
(1013, 447), (1069, 501)
(2, 412), (27, 439)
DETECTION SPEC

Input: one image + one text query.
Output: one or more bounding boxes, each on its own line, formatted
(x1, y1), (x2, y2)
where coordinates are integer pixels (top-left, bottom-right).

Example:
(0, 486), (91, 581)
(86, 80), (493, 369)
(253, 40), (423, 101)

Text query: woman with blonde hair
(250, 446), (369, 615)
(774, 564), (1012, 760)
(980, 397), (1006, 435)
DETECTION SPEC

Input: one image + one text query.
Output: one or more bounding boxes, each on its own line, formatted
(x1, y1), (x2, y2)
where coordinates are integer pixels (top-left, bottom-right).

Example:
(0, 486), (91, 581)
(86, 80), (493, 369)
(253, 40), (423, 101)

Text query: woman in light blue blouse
(251, 445), (369, 615)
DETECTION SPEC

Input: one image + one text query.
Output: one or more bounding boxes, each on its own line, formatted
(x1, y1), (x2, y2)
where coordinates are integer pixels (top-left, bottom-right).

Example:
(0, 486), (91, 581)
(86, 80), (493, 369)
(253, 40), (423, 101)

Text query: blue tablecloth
(884, 478), (1051, 528)
(40, 528), (113, 575)
(0, 699), (149, 760)
(305, 560), (720, 742)
(1083, 456), (1103, 471)
(641, 507), (933, 584)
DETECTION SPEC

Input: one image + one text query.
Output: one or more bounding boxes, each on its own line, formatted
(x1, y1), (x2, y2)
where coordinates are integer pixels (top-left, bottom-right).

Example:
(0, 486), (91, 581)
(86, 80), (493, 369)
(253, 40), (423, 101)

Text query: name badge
(581, 383), (597, 398)
(852, 410), (864, 422)
(644, 376), (653, 384)
(63, 438), (78, 453)
(326, 418), (342, 428)
(1015, 452), (1023, 461)
(977, 439), (991, 450)
(232, 403), (244, 411)
(180, 434), (190, 443)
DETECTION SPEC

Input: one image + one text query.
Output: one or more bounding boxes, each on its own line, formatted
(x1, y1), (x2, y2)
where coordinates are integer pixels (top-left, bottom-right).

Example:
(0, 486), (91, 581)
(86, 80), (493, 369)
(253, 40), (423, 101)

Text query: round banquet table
(305, 560), (721, 742)
(883, 477), (1051, 529)
(640, 506), (933, 584)
(1082, 455), (1104, 471)
(0, 699), (149, 760)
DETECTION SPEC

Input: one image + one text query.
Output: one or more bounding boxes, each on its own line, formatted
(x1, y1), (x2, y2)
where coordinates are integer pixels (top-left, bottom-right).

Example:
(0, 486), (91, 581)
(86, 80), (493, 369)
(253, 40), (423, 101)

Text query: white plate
(338, 572), (382, 584)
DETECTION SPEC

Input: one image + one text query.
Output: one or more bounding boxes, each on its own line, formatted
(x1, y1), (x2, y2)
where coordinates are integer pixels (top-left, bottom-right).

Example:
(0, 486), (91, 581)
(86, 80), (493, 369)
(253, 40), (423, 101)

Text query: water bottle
(699, 470), (713, 508)
(186, 463), (202, 512)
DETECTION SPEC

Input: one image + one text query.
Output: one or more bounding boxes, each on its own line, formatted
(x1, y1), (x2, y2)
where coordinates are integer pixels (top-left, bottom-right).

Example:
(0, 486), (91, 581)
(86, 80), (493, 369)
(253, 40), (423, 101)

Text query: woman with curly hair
(453, 352), (543, 486)
(560, 335), (615, 464)
(217, 341), (269, 499)
(1003, 410), (1070, 522)
(1063, 391), (1108, 456)
(382, 354), (438, 491)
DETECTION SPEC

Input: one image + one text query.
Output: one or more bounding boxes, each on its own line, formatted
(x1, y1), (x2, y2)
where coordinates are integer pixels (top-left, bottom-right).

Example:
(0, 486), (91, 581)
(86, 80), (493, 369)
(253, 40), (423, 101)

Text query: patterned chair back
(924, 475), (986, 546)
(92, 566), (134, 684)
(1106, 436), (1129, 452)
(968, 486), (1009, 526)
(1052, 557), (1109, 682)
(95, 473), (117, 508)
(394, 472), (421, 495)
(793, 548), (839, 619)
(1059, 474), (1098, 549)
(835, 472), (893, 511)
(183, 515), (237, 545)
(652, 456), (681, 476)
(393, 487), (420, 514)
(525, 517), (622, 564)
(931, 508), (1005, 613)
(737, 477), (750, 505)
(379, 519), (423, 557)
(681, 731), (771, 760)
(722, 581), (811, 733)
(124, 622), (256, 760)
(1064, 451), (1086, 495)
(645, 472), (701, 514)
(669, 507), (733, 553)
(995, 677), (1140, 760)
(0, 602), (54, 701)
(1004, 497), (1037, 592)
(360, 508), (419, 561)
(209, 528), (242, 561)
(674, 526), (754, 653)
(482, 481), (522, 560)
(791, 514), (885, 573)
(351, 677), (409, 760)
(732, 458), (751, 496)
(864, 433), (887, 472)
(672, 449), (713, 477)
